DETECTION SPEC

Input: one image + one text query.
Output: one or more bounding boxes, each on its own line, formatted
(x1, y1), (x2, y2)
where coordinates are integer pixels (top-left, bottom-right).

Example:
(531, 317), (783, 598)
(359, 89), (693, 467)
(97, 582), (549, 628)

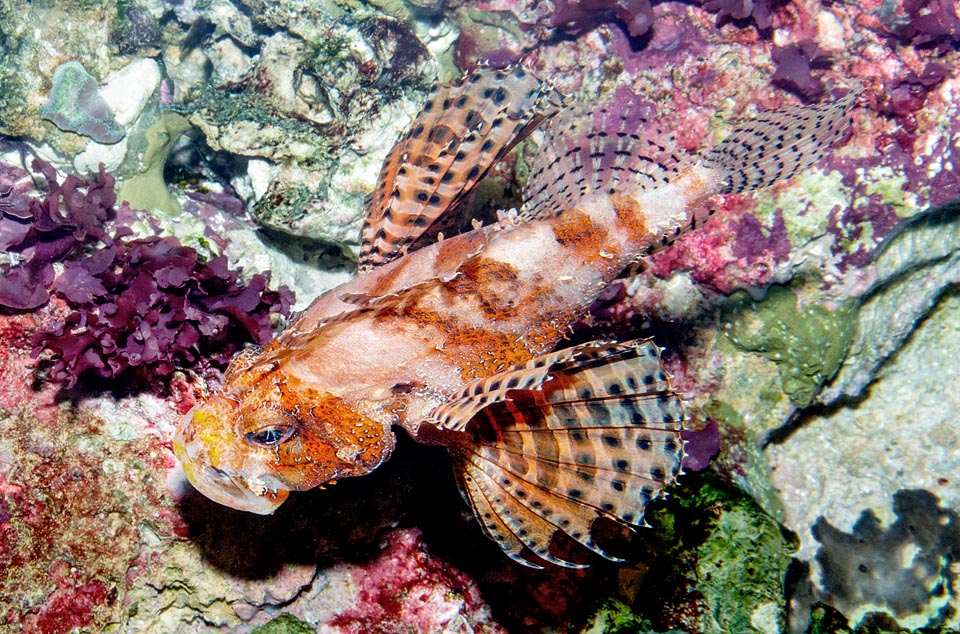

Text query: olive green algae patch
(591, 475), (796, 634)
(118, 112), (192, 215)
(721, 285), (858, 407)
(251, 613), (316, 634)
(700, 398), (786, 523)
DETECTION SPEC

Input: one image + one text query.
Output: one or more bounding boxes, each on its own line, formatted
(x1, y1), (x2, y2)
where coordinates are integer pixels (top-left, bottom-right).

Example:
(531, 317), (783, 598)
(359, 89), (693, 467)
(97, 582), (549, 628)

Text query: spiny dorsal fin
(358, 66), (564, 272)
(522, 105), (685, 220)
(702, 87), (860, 194)
(427, 339), (686, 568)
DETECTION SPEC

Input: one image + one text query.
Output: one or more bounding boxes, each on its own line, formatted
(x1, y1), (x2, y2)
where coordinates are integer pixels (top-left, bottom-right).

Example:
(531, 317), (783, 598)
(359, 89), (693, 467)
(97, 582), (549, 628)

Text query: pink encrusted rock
(0, 308), (187, 632)
(239, 561), (319, 612)
(0, 313), (60, 423)
(326, 528), (502, 634)
(21, 560), (111, 634)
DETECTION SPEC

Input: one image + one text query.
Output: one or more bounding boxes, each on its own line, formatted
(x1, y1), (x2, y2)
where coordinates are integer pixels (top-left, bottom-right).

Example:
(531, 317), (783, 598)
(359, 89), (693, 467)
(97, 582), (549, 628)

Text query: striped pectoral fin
(358, 65), (564, 272)
(429, 339), (686, 568)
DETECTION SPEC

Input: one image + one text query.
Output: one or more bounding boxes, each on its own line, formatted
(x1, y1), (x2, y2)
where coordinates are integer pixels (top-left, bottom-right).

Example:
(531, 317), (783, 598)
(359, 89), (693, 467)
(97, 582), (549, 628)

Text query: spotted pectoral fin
(423, 339), (686, 568)
(358, 66), (564, 272)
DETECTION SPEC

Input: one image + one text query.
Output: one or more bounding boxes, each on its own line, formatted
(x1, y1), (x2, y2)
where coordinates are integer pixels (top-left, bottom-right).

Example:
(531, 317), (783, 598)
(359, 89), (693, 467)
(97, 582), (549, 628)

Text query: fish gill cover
(0, 159), (293, 390)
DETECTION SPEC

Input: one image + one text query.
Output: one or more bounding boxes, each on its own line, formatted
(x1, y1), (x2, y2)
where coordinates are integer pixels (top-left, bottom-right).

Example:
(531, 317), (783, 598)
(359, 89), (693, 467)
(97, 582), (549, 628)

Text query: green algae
(0, 5), (32, 139)
(751, 170), (850, 244)
(690, 488), (793, 634)
(190, 85), (333, 164)
(803, 602), (924, 634)
(652, 474), (797, 634)
(250, 613), (316, 634)
(580, 599), (688, 634)
(721, 284), (858, 407)
(584, 475), (795, 634)
(118, 112), (192, 215)
(253, 183), (318, 229)
(459, 6), (527, 43)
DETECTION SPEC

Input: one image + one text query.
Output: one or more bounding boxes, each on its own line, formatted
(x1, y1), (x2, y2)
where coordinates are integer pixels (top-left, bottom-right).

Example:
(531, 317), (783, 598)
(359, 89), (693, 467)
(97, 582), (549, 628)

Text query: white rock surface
(768, 290), (960, 563)
(100, 58), (161, 127)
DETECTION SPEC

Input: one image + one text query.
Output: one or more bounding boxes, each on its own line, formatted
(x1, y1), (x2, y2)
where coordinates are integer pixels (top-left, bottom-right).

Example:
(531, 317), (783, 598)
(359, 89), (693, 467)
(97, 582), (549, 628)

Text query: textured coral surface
(1, 0), (959, 632)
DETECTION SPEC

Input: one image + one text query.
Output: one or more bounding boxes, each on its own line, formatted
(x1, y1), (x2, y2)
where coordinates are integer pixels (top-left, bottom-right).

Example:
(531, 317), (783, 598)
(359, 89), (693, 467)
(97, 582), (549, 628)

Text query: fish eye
(245, 425), (297, 447)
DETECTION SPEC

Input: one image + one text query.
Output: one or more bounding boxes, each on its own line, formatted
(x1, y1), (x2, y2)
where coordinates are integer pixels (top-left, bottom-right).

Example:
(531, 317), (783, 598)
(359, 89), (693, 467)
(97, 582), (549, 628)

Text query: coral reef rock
(1, 0), (959, 632)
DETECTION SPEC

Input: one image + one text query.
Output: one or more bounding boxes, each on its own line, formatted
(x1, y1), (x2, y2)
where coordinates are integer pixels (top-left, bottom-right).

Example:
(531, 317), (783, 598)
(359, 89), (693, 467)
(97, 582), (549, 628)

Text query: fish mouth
(182, 460), (289, 515)
(173, 409), (290, 515)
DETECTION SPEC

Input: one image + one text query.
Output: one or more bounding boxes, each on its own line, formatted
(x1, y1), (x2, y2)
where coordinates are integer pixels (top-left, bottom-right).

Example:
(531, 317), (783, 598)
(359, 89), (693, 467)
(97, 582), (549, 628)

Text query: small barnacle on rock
(359, 16), (431, 97)
(110, 1), (162, 55)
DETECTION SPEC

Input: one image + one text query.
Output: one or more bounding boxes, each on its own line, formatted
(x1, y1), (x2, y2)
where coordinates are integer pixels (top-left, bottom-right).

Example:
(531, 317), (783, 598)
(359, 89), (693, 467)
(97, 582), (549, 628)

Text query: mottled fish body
(175, 66), (857, 568)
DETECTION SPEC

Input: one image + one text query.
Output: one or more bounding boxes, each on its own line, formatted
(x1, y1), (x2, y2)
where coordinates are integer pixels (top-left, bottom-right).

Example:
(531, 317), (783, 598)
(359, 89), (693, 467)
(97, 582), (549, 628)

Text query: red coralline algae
(681, 421), (722, 471)
(0, 306), (182, 632)
(551, 0), (655, 39)
(330, 528), (504, 633)
(550, 0), (786, 41)
(650, 201), (788, 294)
(772, 42), (830, 98)
(167, 372), (200, 415)
(731, 208), (792, 263)
(880, 0), (960, 46)
(22, 561), (111, 634)
(0, 397), (181, 631)
(0, 313), (60, 422)
(876, 62), (950, 132)
(827, 166), (904, 270)
(700, 0), (781, 29)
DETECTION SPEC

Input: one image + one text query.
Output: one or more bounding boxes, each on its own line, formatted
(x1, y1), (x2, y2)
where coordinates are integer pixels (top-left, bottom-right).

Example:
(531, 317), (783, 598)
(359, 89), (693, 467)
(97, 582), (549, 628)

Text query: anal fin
(424, 339), (686, 568)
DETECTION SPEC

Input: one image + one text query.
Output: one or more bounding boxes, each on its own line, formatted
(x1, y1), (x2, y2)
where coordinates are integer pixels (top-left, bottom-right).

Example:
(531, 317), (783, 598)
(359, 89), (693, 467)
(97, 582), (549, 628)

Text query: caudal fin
(424, 339), (686, 568)
(702, 87), (860, 194)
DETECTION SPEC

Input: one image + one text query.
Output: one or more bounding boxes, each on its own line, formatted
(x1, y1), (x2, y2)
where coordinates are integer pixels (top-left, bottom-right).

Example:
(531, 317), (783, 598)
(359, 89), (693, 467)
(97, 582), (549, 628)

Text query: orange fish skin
(173, 162), (723, 514)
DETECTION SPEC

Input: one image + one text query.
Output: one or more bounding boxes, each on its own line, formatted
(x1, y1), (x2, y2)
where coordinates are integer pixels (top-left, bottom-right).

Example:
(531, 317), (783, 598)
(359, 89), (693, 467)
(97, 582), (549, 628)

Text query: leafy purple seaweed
(0, 159), (294, 389)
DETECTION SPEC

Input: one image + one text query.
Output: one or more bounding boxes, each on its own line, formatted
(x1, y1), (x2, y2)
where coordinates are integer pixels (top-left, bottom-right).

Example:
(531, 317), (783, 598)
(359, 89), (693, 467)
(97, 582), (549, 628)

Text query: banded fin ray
(358, 66), (564, 272)
(427, 339), (686, 568)
(702, 87), (860, 194)
(522, 105), (685, 220)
